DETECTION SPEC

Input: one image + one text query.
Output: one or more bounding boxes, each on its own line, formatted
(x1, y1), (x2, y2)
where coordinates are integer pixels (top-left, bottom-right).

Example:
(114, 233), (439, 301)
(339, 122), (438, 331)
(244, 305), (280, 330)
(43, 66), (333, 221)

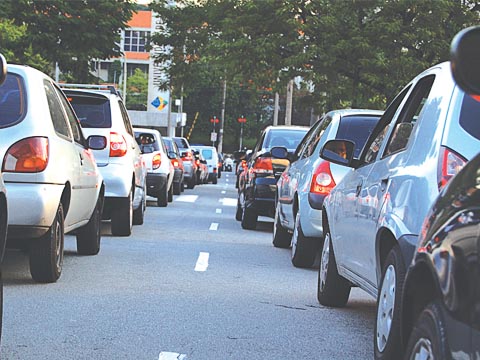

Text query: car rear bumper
(246, 178), (277, 218)
(5, 182), (63, 239)
(146, 172), (168, 197)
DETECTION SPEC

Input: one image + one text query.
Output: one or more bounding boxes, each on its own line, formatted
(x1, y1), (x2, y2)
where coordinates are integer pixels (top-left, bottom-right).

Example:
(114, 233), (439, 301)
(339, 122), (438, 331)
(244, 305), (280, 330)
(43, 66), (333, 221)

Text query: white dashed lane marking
(216, 208), (222, 214)
(194, 252), (209, 272)
(209, 222), (219, 230)
(158, 351), (187, 360)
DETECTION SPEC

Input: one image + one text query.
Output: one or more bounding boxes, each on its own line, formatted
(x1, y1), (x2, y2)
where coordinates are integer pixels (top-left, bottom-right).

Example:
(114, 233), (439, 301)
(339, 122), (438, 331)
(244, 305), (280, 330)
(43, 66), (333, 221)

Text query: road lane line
(158, 352), (187, 360)
(216, 208), (222, 214)
(209, 222), (219, 230)
(221, 190), (226, 194)
(175, 195), (198, 203)
(221, 197), (237, 206)
(195, 252), (209, 272)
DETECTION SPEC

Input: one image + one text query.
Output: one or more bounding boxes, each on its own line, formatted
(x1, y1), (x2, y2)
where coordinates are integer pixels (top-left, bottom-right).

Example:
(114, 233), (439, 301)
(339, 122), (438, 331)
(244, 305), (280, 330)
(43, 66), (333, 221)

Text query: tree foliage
(0, 0), (136, 82)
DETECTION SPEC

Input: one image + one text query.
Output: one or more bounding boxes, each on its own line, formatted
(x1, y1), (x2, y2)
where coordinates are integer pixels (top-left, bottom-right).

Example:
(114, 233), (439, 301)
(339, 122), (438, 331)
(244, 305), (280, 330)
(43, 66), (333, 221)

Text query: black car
(237, 125), (308, 230)
(398, 26), (480, 360)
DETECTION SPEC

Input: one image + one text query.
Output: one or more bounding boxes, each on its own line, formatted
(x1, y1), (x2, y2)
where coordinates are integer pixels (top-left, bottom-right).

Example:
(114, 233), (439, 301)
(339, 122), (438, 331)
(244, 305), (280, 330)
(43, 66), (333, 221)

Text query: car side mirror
(181, 151), (188, 157)
(320, 139), (355, 167)
(87, 135), (107, 150)
(450, 26), (480, 96)
(0, 54), (6, 85)
(168, 151), (177, 159)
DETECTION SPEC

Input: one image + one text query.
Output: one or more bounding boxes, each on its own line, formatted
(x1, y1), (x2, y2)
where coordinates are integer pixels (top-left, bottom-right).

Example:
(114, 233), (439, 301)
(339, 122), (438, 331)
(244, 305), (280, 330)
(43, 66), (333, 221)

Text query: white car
(62, 85), (147, 236)
(0, 54), (7, 340)
(0, 65), (106, 283)
(192, 145), (218, 184)
(134, 128), (174, 207)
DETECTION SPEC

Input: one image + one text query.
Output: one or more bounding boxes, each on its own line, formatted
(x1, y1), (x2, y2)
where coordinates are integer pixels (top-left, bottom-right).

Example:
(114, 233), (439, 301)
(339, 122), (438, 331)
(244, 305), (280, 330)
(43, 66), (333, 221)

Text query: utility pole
(273, 92), (279, 126)
(285, 79), (293, 126)
(218, 77), (227, 154)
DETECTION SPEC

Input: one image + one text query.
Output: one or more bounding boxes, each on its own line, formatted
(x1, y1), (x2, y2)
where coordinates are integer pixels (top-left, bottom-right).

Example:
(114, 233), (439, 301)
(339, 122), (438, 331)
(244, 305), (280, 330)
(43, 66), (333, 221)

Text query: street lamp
(210, 116), (219, 146)
(237, 115), (247, 150)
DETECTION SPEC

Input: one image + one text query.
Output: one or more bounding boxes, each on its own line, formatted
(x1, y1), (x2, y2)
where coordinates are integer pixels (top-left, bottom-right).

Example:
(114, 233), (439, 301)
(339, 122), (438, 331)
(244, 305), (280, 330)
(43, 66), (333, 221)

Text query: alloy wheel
(376, 264), (396, 352)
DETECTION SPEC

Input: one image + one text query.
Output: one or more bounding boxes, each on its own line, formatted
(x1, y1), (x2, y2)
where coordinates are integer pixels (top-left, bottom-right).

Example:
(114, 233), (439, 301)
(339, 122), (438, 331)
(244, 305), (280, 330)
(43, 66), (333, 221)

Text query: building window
(124, 30), (149, 52)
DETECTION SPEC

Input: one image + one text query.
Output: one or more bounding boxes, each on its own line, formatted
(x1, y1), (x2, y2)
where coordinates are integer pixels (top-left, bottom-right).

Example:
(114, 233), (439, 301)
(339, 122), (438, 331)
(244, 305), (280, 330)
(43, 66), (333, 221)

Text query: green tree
(126, 68), (148, 110)
(1, 0), (136, 82)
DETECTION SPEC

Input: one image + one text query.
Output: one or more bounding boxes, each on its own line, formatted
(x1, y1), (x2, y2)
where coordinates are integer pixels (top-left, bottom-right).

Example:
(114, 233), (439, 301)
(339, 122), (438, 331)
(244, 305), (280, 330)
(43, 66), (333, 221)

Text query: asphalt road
(1, 171), (376, 360)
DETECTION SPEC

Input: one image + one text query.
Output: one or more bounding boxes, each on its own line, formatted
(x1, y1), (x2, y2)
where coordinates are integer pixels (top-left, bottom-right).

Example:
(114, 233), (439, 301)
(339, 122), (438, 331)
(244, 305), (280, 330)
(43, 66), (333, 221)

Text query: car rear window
(202, 149), (213, 159)
(0, 73), (27, 127)
(65, 92), (112, 128)
(459, 94), (480, 140)
(174, 137), (188, 149)
(265, 129), (308, 151)
(335, 115), (381, 157)
(135, 132), (160, 152)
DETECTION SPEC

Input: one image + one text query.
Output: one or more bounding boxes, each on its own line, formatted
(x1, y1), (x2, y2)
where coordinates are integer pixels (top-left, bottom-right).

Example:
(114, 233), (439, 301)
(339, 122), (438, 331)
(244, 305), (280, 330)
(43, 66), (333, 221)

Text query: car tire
(235, 197), (243, 221)
(241, 206), (257, 230)
(173, 181), (182, 195)
(76, 194), (103, 255)
(212, 175), (218, 184)
(187, 176), (196, 189)
(317, 226), (350, 307)
(30, 203), (64, 283)
(272, 202), (291, 248)
(133, 189), (146, 226)
(111, 192), (133, 237)
(168, 183), (173, 202)
(157, 181), (168, 207)
(291, 212), (317, 268)
(404, 301), (448, 360)
(181, 180), (185, 192)
(374, 245), (406, 360)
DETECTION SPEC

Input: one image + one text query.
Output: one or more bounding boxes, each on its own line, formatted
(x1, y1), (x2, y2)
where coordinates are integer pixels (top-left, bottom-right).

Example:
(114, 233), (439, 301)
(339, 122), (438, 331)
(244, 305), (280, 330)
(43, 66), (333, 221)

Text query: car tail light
(109, 132), (127, 157)
(2, 137), (49, 173)
(172, 159), (179, 168)
(152, 154), (161, 170)
(252, 157), (273, 175)
(437, 146), (467, 190)
(183, 151), (193, 162)
(310, 161), (336, 195)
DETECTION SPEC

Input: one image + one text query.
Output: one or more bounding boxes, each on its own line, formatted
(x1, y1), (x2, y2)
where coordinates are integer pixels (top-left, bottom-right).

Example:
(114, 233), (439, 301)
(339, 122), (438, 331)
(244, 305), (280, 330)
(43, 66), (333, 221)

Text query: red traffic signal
(210, 117), (219, 123)
(238, 116), (247, 123)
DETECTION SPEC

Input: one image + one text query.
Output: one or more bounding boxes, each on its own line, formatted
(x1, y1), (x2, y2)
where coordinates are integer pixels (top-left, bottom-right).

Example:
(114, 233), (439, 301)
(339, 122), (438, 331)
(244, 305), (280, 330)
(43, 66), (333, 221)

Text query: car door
(331, 86), (411, 283)
(56, 84), (100, 221)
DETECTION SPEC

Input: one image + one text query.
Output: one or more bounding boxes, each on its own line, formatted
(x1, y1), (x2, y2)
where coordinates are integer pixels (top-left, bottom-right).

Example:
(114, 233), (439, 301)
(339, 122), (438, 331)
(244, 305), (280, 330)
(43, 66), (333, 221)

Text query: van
(191, 145), (218, 184)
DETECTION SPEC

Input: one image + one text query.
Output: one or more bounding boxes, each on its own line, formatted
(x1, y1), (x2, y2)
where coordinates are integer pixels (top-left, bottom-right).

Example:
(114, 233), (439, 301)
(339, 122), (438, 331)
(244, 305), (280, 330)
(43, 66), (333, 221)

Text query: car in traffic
(173, 136), (197, 189)
(193, 149), (209, 184)
(134, 128), (174, 207)
(163, 136), (185, 195)
(399, 25), (480, 360)
(237, 125), (308, 230)
(62, 84), (147, 236)
(1, 65), (106, 282)
(192, 145), (219, 184)
(273, 109), (383, 268)
(316, 58), (480, 359)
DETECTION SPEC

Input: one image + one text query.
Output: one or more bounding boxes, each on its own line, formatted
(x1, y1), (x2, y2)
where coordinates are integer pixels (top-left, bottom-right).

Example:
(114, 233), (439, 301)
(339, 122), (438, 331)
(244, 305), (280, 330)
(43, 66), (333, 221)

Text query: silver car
(317, 61), (480, 359)
(62, 85), (147, 236)
(0, 65), (106, 283)
(273, 109), (382, 268)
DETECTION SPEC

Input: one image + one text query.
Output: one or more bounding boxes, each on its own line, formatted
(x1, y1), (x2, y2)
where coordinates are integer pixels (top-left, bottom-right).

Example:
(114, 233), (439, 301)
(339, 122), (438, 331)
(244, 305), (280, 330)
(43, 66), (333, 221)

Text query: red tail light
(152, 154), (161, 170)
(310, 161), (336, 195)
(252, 157), (273, 175)
(109, 132), (127, 157)
(437, 146), (467, 190)
(2, 137), (49, 173)
(183, 151), (193, 162)
(172, 159), (179, 168)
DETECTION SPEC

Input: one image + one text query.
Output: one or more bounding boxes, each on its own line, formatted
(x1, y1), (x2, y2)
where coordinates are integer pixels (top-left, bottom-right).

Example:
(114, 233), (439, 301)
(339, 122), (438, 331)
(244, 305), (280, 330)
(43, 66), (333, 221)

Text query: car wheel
(173, 181), (181, 195)
(404, 301), (448, 360)
(241, 206), (257, 230)
(157, 181), (168, 207)
(317, 226), (350, 307)
(272, 202), (291, 248)
(212, 175), (218, 184)
(235, 196), (243, 221)
(188, 176), (196, 189)
(291, 212), (317, 268)
(180, 180), (185, 192)
(30, 203), (65, 283)
(374, 245), (406, 360)
(133, 188), (146, 226)
(111, 191), (133, 236)
(168, 182), (173, 202)
(76, 194), (103, 255)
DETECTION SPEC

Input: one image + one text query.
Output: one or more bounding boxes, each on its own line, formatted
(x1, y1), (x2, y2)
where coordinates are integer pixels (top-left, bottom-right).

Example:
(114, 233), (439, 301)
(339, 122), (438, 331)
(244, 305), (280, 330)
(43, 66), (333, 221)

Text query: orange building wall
(128, 10), (152, 28)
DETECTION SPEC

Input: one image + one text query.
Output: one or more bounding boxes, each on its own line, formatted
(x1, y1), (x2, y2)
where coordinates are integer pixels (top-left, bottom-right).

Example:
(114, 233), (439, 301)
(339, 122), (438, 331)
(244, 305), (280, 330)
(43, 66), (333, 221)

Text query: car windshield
(174, 137), (188, 149)
(0, 73), (27, 127)
(66, 92), (112, 128)
(202, 149), (213, 159)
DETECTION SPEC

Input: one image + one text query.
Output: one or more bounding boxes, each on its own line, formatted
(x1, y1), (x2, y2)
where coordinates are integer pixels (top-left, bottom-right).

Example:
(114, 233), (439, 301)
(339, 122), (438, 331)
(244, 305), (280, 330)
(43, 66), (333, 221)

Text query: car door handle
(79, 153), (84, 165)
(381, 178), (389, 192)
(356, 181), (362, 197)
